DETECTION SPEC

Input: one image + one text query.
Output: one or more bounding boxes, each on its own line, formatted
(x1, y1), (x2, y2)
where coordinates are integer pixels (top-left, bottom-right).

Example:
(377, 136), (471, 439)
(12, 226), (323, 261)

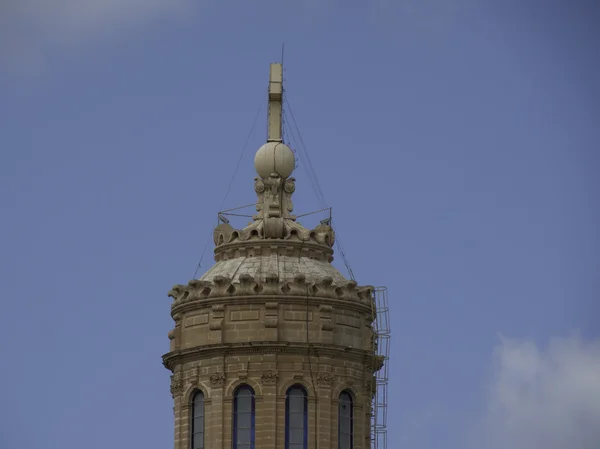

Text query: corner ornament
(260, 370), (279, 386)
(209, 372), (226, 387)
(316, 373), (335, 386)
(170, 375), (183, 397)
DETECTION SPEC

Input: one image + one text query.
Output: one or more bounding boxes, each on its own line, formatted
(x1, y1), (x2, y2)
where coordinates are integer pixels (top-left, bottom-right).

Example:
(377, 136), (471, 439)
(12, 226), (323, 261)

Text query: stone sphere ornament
(254, 141), (295, 179)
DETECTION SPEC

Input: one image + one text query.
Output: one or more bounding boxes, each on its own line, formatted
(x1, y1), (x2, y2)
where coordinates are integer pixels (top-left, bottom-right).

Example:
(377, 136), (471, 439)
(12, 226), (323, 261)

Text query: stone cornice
(171, 294), (373, 319)
(168, 274), (375, 317)
(213, 237), (334, 263)
(162, 342), (375, 372)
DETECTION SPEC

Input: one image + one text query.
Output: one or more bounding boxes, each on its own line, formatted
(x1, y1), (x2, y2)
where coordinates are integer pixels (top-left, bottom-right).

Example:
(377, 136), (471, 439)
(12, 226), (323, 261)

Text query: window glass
(285, 386), (307, 449)
(338, 391), (353, 449)
(191, 391), (205, 449)
(234, 386), (255, 449)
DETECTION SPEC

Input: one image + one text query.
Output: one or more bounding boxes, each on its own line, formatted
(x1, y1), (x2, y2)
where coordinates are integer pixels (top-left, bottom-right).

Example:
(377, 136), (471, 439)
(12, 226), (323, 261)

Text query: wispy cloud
(0, 0), (193, 73)
(473, 335), (600, 449)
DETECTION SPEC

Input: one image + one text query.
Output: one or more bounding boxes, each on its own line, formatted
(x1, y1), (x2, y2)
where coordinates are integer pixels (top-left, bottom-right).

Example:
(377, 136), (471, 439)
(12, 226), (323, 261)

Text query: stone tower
(163, 63), (384, 449)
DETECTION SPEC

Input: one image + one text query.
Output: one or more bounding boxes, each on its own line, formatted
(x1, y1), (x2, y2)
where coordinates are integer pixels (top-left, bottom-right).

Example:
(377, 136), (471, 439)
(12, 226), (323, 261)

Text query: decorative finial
(254, 63), (295, 180)
(250, 63), (297, 238)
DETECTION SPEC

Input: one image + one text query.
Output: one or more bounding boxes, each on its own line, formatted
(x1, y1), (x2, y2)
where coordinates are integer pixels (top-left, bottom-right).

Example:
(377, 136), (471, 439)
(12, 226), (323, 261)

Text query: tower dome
(163, 62), (384, 449)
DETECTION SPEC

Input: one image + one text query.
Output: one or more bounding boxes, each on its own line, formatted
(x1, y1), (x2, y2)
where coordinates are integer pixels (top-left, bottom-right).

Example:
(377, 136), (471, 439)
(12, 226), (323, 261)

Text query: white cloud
(0, 0), (193, 73)
(473, 335), (600, 449)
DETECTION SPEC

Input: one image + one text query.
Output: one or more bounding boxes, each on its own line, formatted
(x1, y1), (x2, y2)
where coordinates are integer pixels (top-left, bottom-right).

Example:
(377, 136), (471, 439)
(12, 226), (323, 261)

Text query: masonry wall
(165, 277), (379, 449)
(170, 353), (374, 449)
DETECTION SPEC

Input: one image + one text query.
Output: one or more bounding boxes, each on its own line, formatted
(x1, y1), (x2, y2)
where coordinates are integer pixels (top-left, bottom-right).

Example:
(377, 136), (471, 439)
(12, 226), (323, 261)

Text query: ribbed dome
(199, 254), (348, 284)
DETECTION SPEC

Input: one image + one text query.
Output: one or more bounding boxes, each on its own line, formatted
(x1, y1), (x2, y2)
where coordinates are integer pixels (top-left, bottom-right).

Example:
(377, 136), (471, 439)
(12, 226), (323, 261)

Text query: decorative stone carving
(363, 375), (376, 397)
(188, 366), (199, 386)
(260, 370), (279, 385)
(209, 303), (225, 330)
(264, 302), (279, 328)
(319, 304), (334, 331)
(238, 363), (248, 380)
(170, 375), (183, 397)
(293, 362), (304, 380)
(316, 373), (335, 386)
(209, 372), (226, 387)
(210, 173), (334, 251)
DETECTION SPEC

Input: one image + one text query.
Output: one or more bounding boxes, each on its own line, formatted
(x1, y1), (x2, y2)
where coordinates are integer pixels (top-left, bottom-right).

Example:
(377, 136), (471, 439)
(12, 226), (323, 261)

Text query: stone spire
(211, 63), (335, 253)
(267, 62), (283, 143)
(253, 63), (297, 232)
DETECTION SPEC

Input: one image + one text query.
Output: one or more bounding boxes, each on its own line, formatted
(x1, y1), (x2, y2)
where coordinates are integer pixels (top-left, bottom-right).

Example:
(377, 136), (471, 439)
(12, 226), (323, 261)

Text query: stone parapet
(169, 274), (375, 310)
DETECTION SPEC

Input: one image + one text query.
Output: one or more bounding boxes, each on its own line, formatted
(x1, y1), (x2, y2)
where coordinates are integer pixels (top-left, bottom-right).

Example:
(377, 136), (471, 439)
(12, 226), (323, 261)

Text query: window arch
(338, 391), (353, 449)
(285, 385), (308, 449)
(191, 391), (205, 449)
(233, 385), (255, 449)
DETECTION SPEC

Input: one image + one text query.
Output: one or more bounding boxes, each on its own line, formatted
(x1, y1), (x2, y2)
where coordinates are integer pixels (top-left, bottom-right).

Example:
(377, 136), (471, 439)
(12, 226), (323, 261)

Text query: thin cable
(296, 238), (319, 449)
(219, 203), (256, 213)
(284, 120), (319, 196)
(285, 99), (327, 208)
(285, 97), (356, 280)
(192, 93), (266, 279)
(219, 92), (266, 212)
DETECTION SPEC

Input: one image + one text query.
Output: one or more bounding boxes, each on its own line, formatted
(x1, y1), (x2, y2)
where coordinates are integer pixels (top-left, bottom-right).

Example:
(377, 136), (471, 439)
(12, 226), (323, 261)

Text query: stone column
(353, 402), (364, 449)
(207, 374), (226, 449)
(316, 373), (334, 449)
(259, 370), (278, 449)
(170, 375), (184, 449)
(276, 393), (286, 449)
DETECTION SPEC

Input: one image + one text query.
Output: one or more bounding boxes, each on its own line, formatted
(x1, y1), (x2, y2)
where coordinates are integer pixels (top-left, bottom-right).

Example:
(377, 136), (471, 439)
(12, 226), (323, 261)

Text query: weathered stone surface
(200, 254), (347, 284)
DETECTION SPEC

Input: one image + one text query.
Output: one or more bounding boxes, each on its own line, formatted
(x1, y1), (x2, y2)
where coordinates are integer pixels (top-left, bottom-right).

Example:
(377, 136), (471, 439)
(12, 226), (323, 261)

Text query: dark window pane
(237, 428), (252, 445)
(237, 412), (252, 429)
(192, 434), (204, 449)
(338, 391), (353, 449)
(237, 396), (252, 413)
(289, 398), (304, 413)
(289, 427), (304, 444)
(194, 417), (204, 432)
(339, 434), (351, 449)
(289, 419), (303, 429)
(286, 386), (307, 449)
(192, 391), (205, 449)
(234, 386), (255, 449)
(237, 388), (252, 398)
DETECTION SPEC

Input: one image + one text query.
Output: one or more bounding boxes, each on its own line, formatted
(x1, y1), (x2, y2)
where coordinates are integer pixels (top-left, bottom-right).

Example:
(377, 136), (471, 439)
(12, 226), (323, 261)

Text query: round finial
(254, 142), (295, 179)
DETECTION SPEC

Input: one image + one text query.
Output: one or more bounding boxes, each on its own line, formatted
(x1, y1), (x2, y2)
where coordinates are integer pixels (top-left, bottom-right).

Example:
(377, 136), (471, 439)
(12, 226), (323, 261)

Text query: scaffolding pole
(371, 286), (390, 449)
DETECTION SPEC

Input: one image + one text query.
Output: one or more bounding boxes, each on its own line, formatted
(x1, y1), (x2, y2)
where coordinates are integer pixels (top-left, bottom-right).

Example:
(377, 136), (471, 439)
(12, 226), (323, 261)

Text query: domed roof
(199, 254), (348, 284)
(194, 63), (351, 289)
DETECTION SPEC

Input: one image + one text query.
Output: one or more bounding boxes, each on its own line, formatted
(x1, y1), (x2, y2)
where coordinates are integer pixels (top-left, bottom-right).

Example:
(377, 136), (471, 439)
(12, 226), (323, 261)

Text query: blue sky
(1, 1), (599, 448)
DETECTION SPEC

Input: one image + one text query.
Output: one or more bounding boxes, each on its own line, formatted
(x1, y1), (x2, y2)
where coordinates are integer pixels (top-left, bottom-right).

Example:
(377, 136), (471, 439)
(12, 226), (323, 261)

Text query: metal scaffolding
(371, 286), (390, 449)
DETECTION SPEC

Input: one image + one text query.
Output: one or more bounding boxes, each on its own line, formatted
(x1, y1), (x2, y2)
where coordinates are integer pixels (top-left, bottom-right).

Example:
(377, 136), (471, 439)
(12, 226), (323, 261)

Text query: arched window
(285, 385), (308, 449)
(233, 385), (255, 449)
(338, 391), (353, 449)
(191, 391), (205, 449)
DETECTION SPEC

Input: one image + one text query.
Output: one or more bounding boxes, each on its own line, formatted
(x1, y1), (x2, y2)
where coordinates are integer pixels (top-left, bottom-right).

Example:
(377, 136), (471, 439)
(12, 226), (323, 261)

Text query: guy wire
(192, 92), (266, 279)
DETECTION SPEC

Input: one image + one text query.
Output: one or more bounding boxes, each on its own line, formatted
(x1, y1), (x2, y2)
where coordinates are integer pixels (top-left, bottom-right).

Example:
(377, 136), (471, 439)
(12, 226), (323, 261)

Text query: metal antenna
(281, 42), (285, 143)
